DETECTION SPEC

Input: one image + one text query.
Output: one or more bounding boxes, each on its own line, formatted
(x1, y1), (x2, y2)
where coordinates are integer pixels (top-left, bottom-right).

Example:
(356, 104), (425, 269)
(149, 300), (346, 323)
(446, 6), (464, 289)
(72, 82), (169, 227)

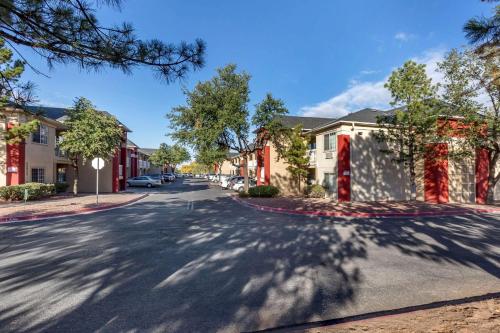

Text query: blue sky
(19, 0), (497, 148)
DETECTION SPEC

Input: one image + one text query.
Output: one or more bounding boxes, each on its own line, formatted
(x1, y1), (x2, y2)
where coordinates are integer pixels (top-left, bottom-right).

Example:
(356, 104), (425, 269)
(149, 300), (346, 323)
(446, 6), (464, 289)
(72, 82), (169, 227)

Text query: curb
(0, 194), (149, 224)
(232, 196), (500, 218)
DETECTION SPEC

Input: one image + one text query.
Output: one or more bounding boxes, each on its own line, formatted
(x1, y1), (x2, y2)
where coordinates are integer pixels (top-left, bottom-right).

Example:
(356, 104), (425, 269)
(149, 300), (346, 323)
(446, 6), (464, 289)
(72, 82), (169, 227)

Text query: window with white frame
(323, 133), (336, 151)
(31, 168), (45, 183)
(32, 124), (49, 144)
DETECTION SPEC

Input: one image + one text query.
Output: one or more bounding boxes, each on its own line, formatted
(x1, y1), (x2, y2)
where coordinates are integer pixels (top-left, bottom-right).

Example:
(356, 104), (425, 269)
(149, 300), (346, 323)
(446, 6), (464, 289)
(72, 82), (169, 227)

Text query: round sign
(91, 157), (105, 170)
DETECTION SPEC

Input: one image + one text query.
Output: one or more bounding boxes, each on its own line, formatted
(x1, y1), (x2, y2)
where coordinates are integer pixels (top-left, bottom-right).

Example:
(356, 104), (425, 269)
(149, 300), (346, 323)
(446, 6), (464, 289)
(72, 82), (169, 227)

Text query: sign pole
(96, 158), (99, 205)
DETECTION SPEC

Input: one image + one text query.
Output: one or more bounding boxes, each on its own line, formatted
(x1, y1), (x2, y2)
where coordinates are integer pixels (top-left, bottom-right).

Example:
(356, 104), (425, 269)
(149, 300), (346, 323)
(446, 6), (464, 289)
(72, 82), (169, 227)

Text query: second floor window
(32, 124), (48, 144)
(323, 133), (336, 151)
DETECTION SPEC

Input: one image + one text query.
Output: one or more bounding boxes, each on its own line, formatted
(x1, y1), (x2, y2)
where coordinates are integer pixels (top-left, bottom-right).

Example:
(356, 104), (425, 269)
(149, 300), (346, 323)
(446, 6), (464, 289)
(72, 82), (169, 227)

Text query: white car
(232, 178), (257, 193)
(222, 176), (243, 189)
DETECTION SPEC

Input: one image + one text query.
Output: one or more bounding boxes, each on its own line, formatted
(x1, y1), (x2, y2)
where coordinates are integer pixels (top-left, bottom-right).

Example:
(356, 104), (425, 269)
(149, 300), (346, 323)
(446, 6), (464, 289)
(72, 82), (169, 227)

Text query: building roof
(138, 148), (157, 156)
(311, 108), (389, 132)
(23, 105), (132, 132)
(127, 139), (139, 148)
(277, 115), (334, 130)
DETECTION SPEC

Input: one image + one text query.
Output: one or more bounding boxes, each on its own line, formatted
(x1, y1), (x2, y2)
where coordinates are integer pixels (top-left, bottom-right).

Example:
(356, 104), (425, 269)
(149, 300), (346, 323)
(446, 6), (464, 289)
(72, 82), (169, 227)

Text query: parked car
(164, 173), (176, 182)
(223, 176), (244, 189)
(127, 176), (162, 188)
(147, 174), (164, 184)
(232, 178), (257, 193)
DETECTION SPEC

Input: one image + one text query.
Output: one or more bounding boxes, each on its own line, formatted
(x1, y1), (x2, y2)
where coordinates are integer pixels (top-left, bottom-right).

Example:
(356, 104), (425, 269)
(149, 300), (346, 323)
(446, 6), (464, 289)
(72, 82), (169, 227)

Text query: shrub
(248, 185), (279, 198)
(238, 191), (249, 198)
(55, 182), (69, 193)
(305, 184), (326, 198)
(0, 183), (56, 201)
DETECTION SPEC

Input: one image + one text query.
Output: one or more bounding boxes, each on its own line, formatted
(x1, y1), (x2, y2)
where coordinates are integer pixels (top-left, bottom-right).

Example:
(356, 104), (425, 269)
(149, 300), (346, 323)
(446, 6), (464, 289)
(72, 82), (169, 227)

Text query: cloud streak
(300, 49), (446, 118)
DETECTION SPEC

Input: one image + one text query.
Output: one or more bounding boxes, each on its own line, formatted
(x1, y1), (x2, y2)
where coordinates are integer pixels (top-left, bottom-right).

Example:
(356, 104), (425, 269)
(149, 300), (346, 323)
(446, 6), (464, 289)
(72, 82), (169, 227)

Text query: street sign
(92, 157), (105, 170)
(91, 158), (105, 205)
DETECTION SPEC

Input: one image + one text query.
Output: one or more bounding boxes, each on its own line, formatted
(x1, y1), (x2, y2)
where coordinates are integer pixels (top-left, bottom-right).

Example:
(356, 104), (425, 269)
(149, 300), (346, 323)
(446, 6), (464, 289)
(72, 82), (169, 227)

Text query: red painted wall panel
(112, 150), (120, 193)
(475, 148), (489, 204)
(6, 123), (25, 185)
(120, 146), (127, 191)
(264, 146), (271, 185)
(424, 143), (449, 203)
(256, 148), (262, 185)
(337, 135), (351, 202)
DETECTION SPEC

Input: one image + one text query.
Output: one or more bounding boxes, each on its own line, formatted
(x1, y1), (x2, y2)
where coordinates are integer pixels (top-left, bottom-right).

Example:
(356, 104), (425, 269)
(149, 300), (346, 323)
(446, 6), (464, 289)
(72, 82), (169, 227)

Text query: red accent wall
(6, 123), (25, 185)
(264, 146), (271, 185)
(337, 135), (351, 202)
(214, 163), (219, 174)
(475, 148), (489, 204)
(131, 148), (138, 177)
(239, 159), (245, 176)
(424, 143), (449, 204)
(120, 146), (127, 191)
(256, 149), (262, 185)
(112, 150), (120, 193)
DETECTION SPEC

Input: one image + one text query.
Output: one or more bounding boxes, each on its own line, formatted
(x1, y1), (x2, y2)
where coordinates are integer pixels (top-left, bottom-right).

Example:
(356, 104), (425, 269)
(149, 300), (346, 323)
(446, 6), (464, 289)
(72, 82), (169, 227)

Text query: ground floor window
(57, 167), (67, 183)
(31, 168), (45, 183)
(323, 172), (336, 194)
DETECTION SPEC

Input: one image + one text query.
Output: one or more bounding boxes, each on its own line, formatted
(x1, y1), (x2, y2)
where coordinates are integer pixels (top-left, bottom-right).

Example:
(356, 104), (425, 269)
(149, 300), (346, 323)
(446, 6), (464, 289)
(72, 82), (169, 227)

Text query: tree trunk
(487, 157), (498, 204)
(73, 162), (79, 196)
(218, 162), (222, 182)
(408, 145), (417, 201)
(243, 155), (249, 192)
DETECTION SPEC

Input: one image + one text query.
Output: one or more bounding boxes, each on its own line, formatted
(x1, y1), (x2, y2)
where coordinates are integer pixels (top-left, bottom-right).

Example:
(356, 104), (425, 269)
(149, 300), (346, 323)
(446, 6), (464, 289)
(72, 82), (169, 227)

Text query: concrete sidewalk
(0, 193), (147, 222)
(236, 196), (500, 217)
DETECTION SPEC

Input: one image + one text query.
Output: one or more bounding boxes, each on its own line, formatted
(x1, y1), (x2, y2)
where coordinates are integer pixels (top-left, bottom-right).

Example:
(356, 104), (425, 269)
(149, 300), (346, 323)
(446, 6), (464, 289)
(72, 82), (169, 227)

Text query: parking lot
(0, 177), (498, 332)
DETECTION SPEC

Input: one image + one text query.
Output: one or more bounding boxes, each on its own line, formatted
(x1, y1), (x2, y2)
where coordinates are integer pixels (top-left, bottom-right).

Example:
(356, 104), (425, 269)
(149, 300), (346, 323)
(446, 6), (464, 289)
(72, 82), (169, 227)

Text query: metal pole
(96, 159), (99, 205)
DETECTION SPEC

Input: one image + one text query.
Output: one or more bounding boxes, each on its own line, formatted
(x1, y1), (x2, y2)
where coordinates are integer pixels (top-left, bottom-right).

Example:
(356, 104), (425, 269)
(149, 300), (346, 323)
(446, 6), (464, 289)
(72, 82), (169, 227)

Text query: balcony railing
(55, 146), (68, 159)
(307, 149), (316, 165)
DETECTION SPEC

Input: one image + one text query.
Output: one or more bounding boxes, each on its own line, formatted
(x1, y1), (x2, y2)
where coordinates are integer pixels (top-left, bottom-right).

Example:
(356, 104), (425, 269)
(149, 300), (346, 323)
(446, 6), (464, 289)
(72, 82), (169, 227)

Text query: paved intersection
(0, 179), (499, 332)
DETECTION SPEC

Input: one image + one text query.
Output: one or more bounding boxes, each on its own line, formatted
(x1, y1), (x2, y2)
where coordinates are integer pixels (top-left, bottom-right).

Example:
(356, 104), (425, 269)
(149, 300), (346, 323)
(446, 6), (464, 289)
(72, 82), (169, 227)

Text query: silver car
(127, 176), (161, 188)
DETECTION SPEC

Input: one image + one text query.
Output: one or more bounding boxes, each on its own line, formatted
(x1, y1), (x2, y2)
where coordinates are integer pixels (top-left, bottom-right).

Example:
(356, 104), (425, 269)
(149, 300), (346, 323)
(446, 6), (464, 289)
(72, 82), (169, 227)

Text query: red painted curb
(232, 196), (500, 218)
(0, 194), (149, 224)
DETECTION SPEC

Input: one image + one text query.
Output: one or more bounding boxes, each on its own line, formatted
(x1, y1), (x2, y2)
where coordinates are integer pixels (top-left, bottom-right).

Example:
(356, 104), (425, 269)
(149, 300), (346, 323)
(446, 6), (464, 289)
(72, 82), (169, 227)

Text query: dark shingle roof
(127, 139), (139, 148)
(278, 115), (334, 130)
(138, 148), (157, 156)
(23, 105), (131, 132)
(312, 108), (388, 131)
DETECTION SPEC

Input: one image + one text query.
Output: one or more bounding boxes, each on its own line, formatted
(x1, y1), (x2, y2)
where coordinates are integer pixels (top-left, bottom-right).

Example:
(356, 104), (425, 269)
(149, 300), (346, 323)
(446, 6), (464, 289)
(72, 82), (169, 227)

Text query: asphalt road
(0, 178), (499, 333)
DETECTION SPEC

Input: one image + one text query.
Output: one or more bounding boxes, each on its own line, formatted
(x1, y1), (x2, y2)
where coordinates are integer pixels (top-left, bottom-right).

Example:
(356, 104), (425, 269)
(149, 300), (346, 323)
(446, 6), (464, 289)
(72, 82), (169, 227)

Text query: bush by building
(304, 184), (326, 198)
(248, 185), (280, 198)
(0, 183), (56, 201)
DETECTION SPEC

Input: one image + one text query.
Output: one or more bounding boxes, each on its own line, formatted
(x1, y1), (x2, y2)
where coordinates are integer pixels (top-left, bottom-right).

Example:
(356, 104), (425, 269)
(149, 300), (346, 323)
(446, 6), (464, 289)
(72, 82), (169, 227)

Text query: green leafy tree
(149, 143), (190, 172)
(377, 60), (438, 201)
(0, 37), (39, 143)
(196, 147), (227, 180)
(169, 64), (290, 191)
(59, 97), (123, 195)
(438, 48), (500, 203)
(0, 0), (205, 98)
(282, 125), (309, 192)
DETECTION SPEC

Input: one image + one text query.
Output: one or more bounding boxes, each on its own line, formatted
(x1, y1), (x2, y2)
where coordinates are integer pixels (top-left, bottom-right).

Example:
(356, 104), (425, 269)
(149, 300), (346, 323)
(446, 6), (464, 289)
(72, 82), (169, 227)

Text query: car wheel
(126, 182), (131, 187)
(147, 183), (152, 188)
(238, 187), (244, 193)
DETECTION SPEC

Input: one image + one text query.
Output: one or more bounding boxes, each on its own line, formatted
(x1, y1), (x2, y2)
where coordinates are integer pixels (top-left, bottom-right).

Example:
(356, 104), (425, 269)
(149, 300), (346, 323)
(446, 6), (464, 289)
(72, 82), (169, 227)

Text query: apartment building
(224, 111), (496, 204)
(1, 105), (137, 193)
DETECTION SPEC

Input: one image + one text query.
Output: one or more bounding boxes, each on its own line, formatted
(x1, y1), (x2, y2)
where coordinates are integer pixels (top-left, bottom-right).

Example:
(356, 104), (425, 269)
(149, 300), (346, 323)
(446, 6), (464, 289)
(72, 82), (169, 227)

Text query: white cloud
(394, 32), (415, 42)
(359, 69), (379, 75)
(300, 48), (446, 118)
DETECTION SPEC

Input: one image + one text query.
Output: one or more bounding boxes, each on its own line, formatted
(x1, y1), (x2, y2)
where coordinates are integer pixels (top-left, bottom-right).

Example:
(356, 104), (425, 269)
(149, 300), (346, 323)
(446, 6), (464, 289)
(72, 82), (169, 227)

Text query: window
(323, 133), (336, 151)
(56, 167), (66, 183)
(32, 124), (49, 144)
(31, 168), (45, 183)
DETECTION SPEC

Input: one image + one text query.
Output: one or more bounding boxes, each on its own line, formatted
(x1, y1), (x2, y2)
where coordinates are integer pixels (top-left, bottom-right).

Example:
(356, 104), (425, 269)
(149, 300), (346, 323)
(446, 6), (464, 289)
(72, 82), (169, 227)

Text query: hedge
(0, 183), (56, 201)
(304, 184), (326, 198)
(55, 182), (69, 193)
(248, 185), (280, 198)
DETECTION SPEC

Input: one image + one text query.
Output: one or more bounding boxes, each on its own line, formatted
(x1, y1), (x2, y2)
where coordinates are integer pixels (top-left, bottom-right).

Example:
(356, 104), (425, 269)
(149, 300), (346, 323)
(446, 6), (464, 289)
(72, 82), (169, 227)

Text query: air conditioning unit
(325, 152), (333, 159)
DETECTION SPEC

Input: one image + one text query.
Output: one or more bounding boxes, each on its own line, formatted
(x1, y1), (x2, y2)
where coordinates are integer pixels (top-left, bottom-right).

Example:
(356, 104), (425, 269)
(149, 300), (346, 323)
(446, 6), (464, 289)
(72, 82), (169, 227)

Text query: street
(0, 178), (499, 333)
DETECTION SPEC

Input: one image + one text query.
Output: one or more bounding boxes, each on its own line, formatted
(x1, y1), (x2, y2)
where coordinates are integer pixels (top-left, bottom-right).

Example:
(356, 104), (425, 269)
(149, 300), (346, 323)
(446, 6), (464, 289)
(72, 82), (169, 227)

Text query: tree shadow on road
(0, 191), (498, 332)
